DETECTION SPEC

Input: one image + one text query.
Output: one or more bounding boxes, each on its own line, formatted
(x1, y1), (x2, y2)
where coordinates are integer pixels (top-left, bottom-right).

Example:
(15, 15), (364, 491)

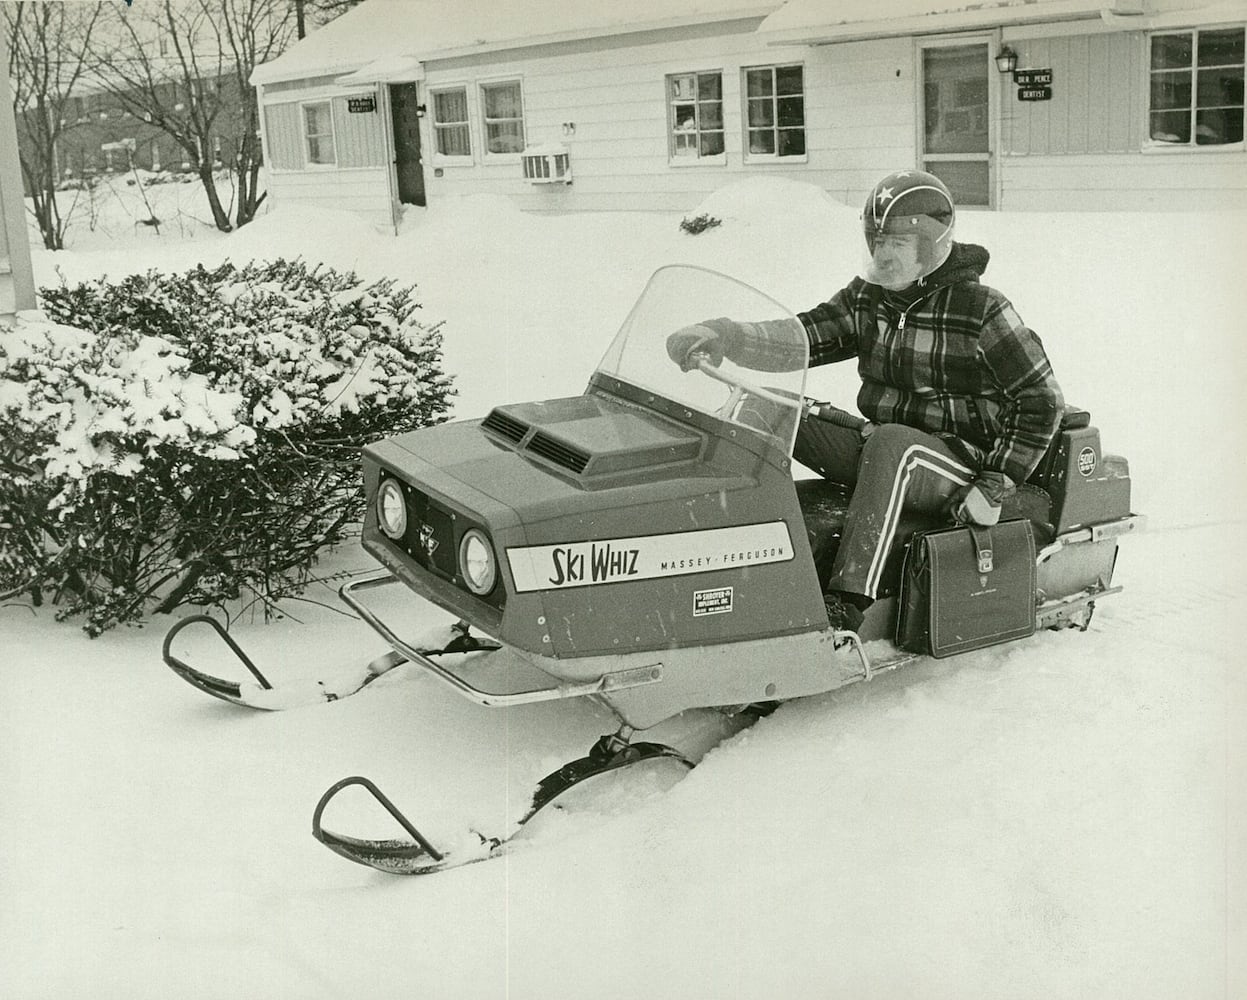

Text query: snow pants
(793, 417), (976, 599)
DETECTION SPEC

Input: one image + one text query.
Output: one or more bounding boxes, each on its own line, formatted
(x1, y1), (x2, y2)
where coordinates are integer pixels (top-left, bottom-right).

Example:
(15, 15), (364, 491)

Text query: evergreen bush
(0, 260), (454, 635)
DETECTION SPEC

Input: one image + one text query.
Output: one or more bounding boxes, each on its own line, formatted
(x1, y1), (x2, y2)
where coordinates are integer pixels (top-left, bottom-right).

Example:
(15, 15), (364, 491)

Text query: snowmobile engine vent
(482, 409), (529, 443)
(526, 432), (591, 474)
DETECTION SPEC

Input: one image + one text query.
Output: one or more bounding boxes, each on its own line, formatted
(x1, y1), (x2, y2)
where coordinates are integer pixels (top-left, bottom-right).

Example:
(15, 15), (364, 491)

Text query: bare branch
(4, 1), (105, 248)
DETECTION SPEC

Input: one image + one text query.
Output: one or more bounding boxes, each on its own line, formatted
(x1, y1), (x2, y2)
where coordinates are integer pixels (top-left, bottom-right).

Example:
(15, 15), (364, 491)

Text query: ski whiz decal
(506, 522), (793, 592)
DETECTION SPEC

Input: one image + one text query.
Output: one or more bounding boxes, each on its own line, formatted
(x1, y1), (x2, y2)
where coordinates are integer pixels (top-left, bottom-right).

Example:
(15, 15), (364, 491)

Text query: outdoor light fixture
(995, 45), (1019, 74)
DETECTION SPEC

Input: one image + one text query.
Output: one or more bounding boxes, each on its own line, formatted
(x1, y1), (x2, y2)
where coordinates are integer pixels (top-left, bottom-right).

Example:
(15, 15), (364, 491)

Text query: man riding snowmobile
(667, 169), (1064, 631)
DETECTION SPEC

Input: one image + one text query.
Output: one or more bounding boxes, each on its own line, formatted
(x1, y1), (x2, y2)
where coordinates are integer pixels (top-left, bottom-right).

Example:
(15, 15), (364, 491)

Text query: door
(920, 41), (993, 207)
(389, 82), (426, 207)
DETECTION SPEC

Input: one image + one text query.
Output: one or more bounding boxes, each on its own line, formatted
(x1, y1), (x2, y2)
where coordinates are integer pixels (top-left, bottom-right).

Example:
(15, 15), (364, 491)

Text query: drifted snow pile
(0, 261), (453, 635)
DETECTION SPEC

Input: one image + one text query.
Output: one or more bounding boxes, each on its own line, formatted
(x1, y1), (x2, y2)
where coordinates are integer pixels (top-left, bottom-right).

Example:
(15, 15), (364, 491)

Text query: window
(1149, 27), (1244, 146)
(302, 101), (336, 165)
(432, 87), (471, 157)
(667, 72), (724, 159)
(101, 138), (135, 172)
(480, 81), (525, 154)
(744, 64), (805, 157)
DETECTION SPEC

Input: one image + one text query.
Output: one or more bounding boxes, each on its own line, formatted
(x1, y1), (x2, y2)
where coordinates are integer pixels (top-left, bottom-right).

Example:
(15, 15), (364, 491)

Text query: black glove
(666, 317), (737, 371)
(949, 470), (1014, 527)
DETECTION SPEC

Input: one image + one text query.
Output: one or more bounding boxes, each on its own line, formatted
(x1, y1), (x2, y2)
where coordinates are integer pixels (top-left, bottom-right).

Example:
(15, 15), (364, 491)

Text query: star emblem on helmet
(876, 185), (895, 204)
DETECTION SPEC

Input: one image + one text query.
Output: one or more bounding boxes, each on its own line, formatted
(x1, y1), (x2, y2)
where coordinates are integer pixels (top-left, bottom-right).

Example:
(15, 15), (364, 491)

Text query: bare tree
(293, 0), (363, 40)
(87, 0), (295, 232)
(4, 2), (104, 250)
(217, 0), (298, 226)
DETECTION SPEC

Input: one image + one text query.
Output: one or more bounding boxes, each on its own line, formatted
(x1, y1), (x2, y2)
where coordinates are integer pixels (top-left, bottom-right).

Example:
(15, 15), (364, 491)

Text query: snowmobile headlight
(459, 529), (497, 595)
(376, 478), (408, 539)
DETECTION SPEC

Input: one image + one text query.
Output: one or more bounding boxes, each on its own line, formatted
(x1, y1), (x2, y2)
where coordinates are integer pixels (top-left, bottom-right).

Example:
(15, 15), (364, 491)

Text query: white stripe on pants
(826, 424), (973, 598)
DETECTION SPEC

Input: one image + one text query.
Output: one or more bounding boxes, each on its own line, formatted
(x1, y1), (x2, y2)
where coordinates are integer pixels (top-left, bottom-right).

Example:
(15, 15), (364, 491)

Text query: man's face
(868, 232), (922, 290)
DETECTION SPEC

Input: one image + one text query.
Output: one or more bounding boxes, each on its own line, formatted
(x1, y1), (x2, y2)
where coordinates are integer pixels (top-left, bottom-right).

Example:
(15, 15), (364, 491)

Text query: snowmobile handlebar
(692, 355), (799, 411)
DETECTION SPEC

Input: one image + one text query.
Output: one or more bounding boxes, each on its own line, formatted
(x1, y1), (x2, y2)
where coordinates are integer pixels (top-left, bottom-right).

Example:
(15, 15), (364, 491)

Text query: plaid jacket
(788, 243), (1063, 485)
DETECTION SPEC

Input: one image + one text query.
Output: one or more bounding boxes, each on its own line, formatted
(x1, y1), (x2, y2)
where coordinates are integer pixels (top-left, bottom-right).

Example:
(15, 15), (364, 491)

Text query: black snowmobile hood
(882, 241), (990, 308)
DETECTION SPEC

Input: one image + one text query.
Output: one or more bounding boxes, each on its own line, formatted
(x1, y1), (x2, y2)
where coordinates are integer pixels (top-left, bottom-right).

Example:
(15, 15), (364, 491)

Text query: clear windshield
(594, 266), (809, 454)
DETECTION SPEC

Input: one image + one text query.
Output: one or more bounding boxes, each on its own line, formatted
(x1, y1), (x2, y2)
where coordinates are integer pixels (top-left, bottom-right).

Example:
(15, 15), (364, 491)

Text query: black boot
(823, 590), (869, 632)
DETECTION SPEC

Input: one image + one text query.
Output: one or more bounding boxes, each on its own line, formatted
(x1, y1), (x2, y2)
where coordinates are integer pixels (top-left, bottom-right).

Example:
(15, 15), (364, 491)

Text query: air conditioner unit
(520, 144), (571, 185)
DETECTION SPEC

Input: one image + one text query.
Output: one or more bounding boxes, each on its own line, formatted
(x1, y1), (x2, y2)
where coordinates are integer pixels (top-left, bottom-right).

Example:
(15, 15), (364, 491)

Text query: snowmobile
(162, 265), (1143, 876)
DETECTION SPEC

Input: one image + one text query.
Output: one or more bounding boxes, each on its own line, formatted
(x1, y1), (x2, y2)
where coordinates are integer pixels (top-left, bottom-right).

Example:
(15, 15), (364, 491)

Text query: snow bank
(221, 204), (383, 270)
(686, 174), (854, 225)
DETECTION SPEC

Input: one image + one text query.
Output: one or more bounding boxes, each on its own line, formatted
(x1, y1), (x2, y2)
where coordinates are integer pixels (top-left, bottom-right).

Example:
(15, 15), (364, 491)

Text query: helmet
(861, 170), (955, 288)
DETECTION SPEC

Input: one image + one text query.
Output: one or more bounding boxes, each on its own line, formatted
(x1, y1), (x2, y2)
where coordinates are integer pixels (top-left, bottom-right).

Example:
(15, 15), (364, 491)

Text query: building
(2, 15), (37, 322)
(49, 77), (246, 182)
(251, 0), (1246, 228)
(11, 4), (266, 194)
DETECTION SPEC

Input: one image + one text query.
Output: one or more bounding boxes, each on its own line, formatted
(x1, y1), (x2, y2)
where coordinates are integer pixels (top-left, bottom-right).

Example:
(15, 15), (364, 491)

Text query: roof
(252, 0), (778, 86)
(254, 0), (1247, 88)
(757, 0), (1247, 45)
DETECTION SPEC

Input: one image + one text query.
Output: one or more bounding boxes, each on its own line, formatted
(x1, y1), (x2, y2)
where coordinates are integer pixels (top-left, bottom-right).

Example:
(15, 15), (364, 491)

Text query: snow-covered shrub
(679, 213), (722, 235)
(0, 261), (454, 634)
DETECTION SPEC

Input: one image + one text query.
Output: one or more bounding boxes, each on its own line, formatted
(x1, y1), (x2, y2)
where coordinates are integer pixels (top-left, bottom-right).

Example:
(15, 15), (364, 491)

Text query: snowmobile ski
(312, 739), (693, 876)
(161, 614), (498, 710)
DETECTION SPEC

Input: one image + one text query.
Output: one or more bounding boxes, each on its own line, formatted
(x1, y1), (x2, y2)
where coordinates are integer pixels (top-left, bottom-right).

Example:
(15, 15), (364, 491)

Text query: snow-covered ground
(3, 175), (1245, 1000)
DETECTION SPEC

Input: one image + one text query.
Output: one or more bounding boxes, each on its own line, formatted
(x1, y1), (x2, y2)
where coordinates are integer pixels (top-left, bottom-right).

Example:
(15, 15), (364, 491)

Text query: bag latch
(970, 526), (994, 574)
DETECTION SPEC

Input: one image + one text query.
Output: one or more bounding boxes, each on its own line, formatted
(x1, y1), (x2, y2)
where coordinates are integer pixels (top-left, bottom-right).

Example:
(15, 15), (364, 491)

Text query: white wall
(996, 26), (1247, 211)
(256, 15), (1245, 220)
(265, 166), (395, 228)
(420, 29), (916, 214)
(1000, 151), (1247, 210)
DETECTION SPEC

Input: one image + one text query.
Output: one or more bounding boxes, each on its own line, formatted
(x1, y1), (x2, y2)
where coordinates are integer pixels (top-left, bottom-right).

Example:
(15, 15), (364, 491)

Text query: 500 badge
(505, 521), (793, 593)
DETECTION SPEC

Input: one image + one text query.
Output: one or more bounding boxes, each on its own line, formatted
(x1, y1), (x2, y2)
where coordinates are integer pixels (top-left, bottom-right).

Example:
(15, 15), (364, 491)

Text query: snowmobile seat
(1027, 406), (1131, 534)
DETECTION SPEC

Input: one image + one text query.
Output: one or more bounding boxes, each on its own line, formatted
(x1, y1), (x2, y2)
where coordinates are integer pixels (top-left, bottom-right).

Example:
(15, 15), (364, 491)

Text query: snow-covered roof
(758, 0), (1247, 45)
(252, 0), (778, 86)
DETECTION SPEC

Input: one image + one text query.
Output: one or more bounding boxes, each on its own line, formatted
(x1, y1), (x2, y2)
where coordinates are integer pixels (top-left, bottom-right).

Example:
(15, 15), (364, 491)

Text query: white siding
(261, 81), (394, 227)
(332, 95), (387, 167)
(421, 29), (916, 214)
(1000, 151), (1247, 210)
(1001, 33), (1145, 155)
(264, 102), (304, 169)
(256, 15), (1245, 220)
(997, 28), (1247, 210)
(267, 166), (395, 228)
(265, 93), (387, 169)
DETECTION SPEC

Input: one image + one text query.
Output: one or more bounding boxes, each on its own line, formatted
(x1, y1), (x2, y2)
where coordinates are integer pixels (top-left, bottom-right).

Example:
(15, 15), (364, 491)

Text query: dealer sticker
(693, 586), (734, 616)
(506, 521), (793, 593)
